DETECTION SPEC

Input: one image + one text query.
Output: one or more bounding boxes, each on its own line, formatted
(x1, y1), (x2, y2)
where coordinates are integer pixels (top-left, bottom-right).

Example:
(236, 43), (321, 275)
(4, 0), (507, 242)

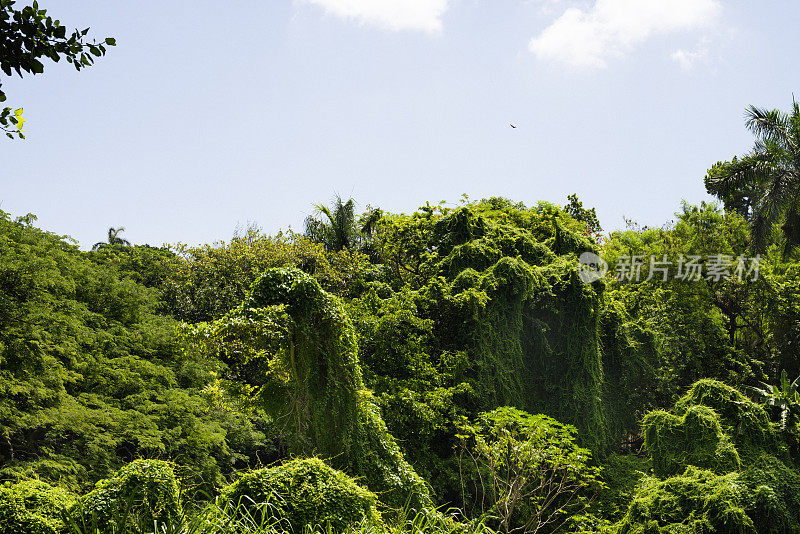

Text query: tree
(183, 268), (432, 510)
(706, 100), (800, 255)
(92, 227), (130, 250)
(602, 203), (760, 400)
(456, 407), (602, 534)
(304, 194), (363, 252)
(564, 194), (602, 239)
(1, 0), (115, 139)
(0, 210), (274, 497)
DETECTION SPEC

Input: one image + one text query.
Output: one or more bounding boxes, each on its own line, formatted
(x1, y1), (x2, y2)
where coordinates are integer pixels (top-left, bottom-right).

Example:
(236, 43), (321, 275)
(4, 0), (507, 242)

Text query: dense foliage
(6, 0), (799, 528)
(3, 98), (800, 530)
(0, 479), (73, 534)
(184, 268), (430, 511)
(456, 407), (602, 533)
(617, 379), (800, 532)
(70, 460), (181, 534)
(220, 458), (383, 531)
(0, 211), (273, 497)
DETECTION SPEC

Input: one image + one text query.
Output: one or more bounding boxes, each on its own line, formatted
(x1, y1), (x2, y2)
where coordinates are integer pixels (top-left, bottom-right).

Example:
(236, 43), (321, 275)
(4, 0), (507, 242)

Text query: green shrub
(221, 458), (383, 531)
(643, 405), (741, 477)
(674, 379), (778, 458)
(456, 407), (603, 533)
(590, 454), (650, 522)
(0, 479), (74, 534)
(617, 467), (754, 534)
(621, 379), (800, 532)
(738, 454), (800, 533)
(68, 459), (181, 533)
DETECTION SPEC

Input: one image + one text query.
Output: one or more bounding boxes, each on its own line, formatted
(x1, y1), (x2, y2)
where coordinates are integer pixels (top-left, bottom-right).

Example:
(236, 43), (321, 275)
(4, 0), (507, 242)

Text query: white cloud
(304, 0), (449, 32)
(671, 40), (709, 71)
(529, 0), (721, 69)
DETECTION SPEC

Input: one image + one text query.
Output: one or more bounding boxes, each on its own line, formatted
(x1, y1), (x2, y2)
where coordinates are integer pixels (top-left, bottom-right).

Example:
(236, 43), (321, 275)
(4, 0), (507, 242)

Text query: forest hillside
(2, 185), (800, 533)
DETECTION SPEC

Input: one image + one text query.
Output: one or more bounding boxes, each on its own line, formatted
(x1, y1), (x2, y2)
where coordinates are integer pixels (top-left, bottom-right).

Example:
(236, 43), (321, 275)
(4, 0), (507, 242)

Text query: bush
(739, 454), (800, 533)
(68, 459), (181, 533)
(456, 407), (602, 533)
(617, 467), (754, 534)
(0, 479), (74, 534)
(643, 405), (741, 477)
(220, 458), (383, 531)
(185, 268), (432, 510)
(590, 454), (649, 522)
(620, 379), (800, 532)
(674, 379), (778, 458)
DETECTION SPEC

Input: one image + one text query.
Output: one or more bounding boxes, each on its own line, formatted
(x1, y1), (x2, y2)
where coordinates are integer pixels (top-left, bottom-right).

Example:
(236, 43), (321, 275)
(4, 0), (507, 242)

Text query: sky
(2, 0), (799, 249)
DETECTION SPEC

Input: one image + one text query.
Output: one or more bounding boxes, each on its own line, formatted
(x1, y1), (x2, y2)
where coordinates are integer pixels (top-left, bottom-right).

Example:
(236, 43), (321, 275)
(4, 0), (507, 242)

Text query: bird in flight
(510, 123), (517, 128)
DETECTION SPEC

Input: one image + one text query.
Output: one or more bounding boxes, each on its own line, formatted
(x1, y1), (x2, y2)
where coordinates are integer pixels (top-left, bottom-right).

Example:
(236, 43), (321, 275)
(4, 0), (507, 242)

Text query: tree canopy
(706, 99), (800, 256)
(2, 190), (800, 532)
(2, 95), (800, 533)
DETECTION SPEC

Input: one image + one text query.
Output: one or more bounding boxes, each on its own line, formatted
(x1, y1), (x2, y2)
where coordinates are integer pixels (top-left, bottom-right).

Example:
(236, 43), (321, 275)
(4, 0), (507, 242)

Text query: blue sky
(2, 0), (799, 248)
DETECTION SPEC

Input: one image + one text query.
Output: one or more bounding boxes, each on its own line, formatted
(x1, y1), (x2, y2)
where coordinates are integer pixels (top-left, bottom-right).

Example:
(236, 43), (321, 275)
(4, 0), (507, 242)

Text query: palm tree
(92, 227), (131, 250)
(705, 100), (800, 256)
(359, 206), (383, 238)
(304, 195), (360, 252)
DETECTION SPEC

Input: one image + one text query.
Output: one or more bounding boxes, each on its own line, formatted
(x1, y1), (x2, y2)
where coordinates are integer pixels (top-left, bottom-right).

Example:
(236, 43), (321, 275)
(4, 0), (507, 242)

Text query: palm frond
(709, 100), (800, 254)
(314, 205), (335, 226)
(360, 209), (383, 237)
(746, 105), (790, 146)
(304, 195), (362, 252)
(791, 374), (800, 390)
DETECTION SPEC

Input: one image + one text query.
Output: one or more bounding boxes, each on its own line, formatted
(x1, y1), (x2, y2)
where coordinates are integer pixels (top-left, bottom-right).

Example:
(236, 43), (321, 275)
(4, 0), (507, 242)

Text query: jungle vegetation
(3, 4), (800, 531)
(3, 136), (800, 531)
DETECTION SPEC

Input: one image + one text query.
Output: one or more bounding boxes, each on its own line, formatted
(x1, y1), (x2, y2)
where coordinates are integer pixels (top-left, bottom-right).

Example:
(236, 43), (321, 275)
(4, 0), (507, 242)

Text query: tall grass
(62, 495), (495, 534)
